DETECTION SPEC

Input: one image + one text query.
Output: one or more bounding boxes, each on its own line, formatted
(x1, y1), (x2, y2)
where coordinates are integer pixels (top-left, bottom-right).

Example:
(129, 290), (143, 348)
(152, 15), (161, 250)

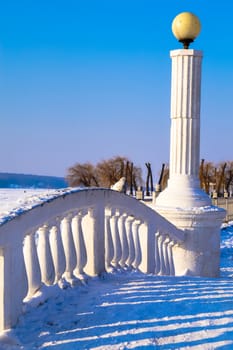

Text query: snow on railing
(0, 188), (184, 333)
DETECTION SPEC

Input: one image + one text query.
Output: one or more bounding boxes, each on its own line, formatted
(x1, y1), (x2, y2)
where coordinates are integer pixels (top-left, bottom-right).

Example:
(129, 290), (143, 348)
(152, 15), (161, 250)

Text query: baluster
(138, 222), (155, 274)
(132, 220), (142, 269)
(49, 218), (66, 284)
(1, 241), (27, 330)
(158, 234), (166, 275)
(125, 216), (135, 268)
(105, 209), (114, 272)
(82, 205), (105, 276)
(37, 224), (55, 285)
(162, 237), (170, 275)
(110, 210), (122, 268)
(23, 232), (42, 298)
(61, 214), (78, 286)
(167, 241), (175, 276)
(72, 210), (87, 280)
(118, 213), (129, 268)
(154, 232), (161, 275)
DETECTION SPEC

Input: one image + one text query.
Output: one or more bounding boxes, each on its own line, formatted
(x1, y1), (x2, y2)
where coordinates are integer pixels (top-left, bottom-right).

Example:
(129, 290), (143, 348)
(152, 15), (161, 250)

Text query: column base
(154, 205), (225, 277)
(155, 176), (211, 209)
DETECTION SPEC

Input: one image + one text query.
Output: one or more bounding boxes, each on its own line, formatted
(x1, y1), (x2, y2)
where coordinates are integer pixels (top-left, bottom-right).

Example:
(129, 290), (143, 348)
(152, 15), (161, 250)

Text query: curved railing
(0, 188), (184, 332)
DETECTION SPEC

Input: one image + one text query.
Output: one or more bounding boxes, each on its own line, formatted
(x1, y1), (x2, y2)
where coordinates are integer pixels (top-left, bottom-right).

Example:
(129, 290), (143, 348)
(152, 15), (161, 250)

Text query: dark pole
(124, 161), (130, 194)
(130, 162), (133, 195)
(145, 163), (150, 196)
(149, 164), (153, 194)
(158, 163), (165, 186)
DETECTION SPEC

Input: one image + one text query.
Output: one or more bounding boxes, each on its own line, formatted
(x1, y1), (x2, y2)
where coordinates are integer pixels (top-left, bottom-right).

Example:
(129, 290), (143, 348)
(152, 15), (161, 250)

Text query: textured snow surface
(0, 188), (79, 225)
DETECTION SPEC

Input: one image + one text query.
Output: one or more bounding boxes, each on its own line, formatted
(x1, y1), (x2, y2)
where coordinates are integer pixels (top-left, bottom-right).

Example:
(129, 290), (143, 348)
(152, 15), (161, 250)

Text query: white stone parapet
(0, 188), (184, 333)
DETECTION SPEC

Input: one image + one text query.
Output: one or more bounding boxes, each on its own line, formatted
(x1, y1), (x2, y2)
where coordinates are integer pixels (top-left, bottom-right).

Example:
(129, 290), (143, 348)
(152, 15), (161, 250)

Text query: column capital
(170, 49), (203, 57)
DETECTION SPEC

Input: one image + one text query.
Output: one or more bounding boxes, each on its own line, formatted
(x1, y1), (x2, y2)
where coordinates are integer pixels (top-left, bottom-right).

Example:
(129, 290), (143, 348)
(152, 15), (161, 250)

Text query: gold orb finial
(172, 12), (201, 49)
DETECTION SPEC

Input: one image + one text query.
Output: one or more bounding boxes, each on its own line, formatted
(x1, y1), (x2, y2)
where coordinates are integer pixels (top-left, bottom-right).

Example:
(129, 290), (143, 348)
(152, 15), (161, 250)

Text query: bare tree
(193, 160), (232, 196)
(66, 156), (143, 190)
(66, 163), (99, 187)
(216, 162), (227, 195)
(199, 159), (215, 194)
(224, 162), (233, 194)
(97, 156), (142, 190)
(131, 164), (142, 192)
(96, 156), (127, 188)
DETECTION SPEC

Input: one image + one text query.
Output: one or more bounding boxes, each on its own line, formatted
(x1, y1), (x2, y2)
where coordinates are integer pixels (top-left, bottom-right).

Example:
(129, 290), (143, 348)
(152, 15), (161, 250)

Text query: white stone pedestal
(156, 206), (225, 277)
(155, 49), (225, 277)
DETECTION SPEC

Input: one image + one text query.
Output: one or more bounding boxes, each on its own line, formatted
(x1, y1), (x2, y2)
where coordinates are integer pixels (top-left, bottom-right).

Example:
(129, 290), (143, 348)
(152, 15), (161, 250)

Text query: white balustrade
(0, 188), (184, 334)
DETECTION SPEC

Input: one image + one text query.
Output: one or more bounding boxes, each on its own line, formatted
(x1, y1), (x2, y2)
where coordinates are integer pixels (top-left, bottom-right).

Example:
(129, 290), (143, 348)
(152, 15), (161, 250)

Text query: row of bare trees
(158, 160), (233, 196)
(66, 156), (143, 193)
(199, 160), (233, 196)
(66, 157), (233, 197)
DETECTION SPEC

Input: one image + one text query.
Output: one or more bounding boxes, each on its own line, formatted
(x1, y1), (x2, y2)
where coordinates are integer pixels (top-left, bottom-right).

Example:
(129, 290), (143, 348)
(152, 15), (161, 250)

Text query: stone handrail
(212, 197), (233, 222)
(0, 188), (184, 333)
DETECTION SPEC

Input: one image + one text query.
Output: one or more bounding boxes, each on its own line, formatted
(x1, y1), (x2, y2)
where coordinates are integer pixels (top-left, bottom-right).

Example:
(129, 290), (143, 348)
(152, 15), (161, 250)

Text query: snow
(1, 189), (233, 349)
(0, 188), (80, 225)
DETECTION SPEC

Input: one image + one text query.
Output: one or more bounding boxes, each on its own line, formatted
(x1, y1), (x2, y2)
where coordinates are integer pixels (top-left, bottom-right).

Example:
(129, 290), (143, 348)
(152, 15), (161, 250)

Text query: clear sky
(0, 0), (232, 181)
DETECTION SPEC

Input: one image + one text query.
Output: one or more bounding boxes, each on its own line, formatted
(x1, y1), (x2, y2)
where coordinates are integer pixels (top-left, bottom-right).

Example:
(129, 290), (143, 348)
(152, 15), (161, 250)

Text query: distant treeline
(0, 173), (68, 189)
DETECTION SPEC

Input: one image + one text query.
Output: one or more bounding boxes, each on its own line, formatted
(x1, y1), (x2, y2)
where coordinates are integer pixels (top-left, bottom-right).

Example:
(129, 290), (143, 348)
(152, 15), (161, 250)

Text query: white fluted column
(156, 49), (211, 208)
(170, 50), (201, 177)
(152, 13), (227, 277)
(154, 47), (225, 277)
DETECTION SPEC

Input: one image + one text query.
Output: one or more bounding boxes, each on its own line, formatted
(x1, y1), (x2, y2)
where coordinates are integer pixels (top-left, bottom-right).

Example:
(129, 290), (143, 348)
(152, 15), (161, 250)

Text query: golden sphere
(172, 12), (201, 42)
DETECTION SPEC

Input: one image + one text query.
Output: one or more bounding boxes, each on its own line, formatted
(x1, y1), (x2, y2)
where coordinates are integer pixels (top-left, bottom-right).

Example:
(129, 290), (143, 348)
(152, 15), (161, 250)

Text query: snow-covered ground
(0, 188), (73, 225)
(1, 189), (233, 350)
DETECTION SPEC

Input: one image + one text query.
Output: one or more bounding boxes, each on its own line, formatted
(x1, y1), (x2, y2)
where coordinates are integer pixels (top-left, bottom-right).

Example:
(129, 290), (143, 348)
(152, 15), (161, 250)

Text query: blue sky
(0, 1), (232, 181)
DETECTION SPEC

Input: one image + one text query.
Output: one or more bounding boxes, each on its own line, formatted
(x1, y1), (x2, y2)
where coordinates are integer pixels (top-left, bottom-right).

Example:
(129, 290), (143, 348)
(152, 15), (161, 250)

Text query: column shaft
(170, 50), (202, 177)
(156, 49), (211, 208)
